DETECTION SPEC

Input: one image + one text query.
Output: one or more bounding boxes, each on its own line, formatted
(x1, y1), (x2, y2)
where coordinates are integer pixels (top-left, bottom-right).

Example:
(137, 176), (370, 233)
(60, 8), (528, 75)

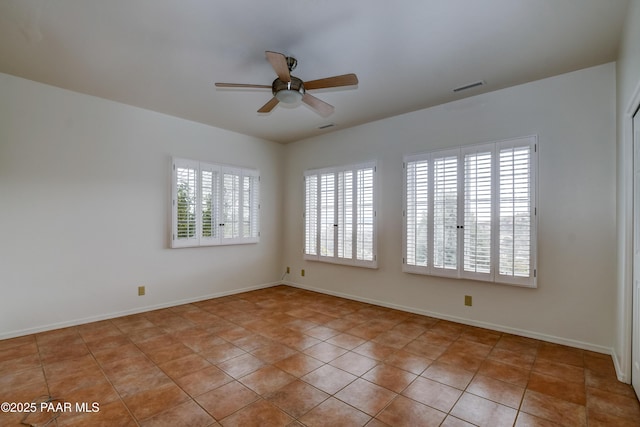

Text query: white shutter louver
(463, 146), (493, 279)
(356, 167), (375, 261)
(248, 174), (259, 239)
(405, 159), (429, 268)
(497, 140), (535, 285)
(338, 171), (353, 259)
(432, 151), (459, 273)
(201, 166), (220, 241)
(173, 160), (199, 247)
(320, 173), (335, 257)
(223, 171), (240, 239)
(305, 175), (318, 256)
(239, 173), (259, 240)
(242, 175), (251, 238)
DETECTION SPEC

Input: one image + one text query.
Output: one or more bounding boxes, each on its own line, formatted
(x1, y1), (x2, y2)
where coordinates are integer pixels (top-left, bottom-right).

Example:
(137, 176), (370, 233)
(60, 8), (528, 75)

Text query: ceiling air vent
(318, 123), (335, 130)
(453, 80), (485, 93)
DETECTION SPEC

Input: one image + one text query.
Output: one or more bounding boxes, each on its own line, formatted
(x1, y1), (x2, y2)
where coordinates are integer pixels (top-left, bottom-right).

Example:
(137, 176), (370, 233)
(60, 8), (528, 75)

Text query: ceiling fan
(215, 51), (358, 117)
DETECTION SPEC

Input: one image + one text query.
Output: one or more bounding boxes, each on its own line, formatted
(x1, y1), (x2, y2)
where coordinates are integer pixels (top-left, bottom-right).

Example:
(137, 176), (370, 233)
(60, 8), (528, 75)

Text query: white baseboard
(283, 280), (614, 356)
(0, 281), (280, 340)
(4, 279), (617, 362)
(611, 347), (630, 384)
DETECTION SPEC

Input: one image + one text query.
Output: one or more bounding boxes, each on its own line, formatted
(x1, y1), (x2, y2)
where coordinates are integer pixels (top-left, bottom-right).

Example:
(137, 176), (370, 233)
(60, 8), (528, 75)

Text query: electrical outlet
(138, 286), (146, 296)
(464, 295), (472, 306)
(301, 269), (305, 277)
(286, 266), (290, 274)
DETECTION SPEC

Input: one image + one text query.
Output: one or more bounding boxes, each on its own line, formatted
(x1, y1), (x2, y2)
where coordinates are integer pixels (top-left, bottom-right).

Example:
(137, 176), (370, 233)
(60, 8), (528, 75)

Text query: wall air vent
(453, 80), (485, 92)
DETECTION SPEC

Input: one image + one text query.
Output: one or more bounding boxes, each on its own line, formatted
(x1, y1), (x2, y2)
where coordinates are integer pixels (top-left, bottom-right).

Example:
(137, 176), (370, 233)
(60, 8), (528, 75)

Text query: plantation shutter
(172, 158), (259, 248)
(462, 144), (494, 280)
(402, 136), (536, 287)
(496, 137), (536, 286)
(320, 173), (335, 257)
(303, 162), (377, 268)
(404, 156), (430, 271)
(244, 172), (260, 240)
(222, 169), (240, 239)
(219, 168), (259, 244)
(304, 175), (318, 257)
(172, 159), (199, 248)
(432, 149), (459, 276)
(337, 170), (353, 259)
(356, 166), (375, 262)
(200, 164), (220, 243)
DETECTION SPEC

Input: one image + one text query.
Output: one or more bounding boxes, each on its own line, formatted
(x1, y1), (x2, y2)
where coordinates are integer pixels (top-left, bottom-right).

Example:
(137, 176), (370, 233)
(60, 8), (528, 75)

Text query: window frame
(403, 136), (537, 287)
(171, 158), (260, 248)
(304, 161), (377, 268)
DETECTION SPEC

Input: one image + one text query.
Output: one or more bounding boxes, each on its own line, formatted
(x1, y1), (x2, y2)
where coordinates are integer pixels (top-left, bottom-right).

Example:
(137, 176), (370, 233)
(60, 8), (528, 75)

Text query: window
(403, 136), (537, 287)
(172, 158), (259, 248)
(304, 162), (377, 268)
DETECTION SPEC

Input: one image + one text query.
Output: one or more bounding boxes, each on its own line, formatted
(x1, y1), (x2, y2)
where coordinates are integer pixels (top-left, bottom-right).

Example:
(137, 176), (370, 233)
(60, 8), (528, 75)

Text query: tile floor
(1, 285), (639, 426)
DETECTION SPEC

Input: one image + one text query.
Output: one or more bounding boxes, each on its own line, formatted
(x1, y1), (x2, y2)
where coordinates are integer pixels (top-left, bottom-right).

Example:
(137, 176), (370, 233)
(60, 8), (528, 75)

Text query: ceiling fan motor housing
(273, 76), (305, 103)
(215, 51), (353, 115)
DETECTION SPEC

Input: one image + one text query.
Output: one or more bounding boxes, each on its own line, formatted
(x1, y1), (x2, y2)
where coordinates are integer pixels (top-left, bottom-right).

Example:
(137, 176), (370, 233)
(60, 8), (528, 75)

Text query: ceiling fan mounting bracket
(285, 56), (297, 72)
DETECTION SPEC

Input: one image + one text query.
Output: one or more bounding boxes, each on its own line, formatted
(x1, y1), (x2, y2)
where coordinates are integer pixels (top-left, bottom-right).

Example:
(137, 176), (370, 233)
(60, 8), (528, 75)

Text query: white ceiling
(0, 0), (629, 143)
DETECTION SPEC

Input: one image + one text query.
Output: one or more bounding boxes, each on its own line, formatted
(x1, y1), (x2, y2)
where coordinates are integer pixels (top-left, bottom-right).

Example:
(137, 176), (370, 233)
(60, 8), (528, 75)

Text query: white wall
(0, 60), (620, 356)
(0, 73), (284, 339)
(283, 63), (617, 352)
(615, 0), (640, 382)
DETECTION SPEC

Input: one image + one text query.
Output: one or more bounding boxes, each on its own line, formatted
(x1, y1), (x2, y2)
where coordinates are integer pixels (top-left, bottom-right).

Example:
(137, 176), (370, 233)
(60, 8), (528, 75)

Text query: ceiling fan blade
(258, 97), (279, 113)
(304, 73), (359, 90)
(302, 93), (334, 117)
(266, 51), (291, 82)
(215, 83), (271, 89)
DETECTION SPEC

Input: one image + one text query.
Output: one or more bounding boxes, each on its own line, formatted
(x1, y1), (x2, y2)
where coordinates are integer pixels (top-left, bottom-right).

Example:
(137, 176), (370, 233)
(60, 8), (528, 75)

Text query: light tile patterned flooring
(1, 285), (639, 426)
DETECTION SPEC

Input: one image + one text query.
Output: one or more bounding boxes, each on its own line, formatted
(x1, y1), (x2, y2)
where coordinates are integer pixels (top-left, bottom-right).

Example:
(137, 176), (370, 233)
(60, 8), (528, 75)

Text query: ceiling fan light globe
(276, 89), (303, 104)
(272, 76), (305, 105)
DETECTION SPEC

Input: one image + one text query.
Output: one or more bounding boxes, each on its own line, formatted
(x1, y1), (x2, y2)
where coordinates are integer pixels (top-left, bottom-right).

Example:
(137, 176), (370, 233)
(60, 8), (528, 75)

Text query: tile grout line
(6, 286), (635, 426)
(81, 321), (142, 427)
